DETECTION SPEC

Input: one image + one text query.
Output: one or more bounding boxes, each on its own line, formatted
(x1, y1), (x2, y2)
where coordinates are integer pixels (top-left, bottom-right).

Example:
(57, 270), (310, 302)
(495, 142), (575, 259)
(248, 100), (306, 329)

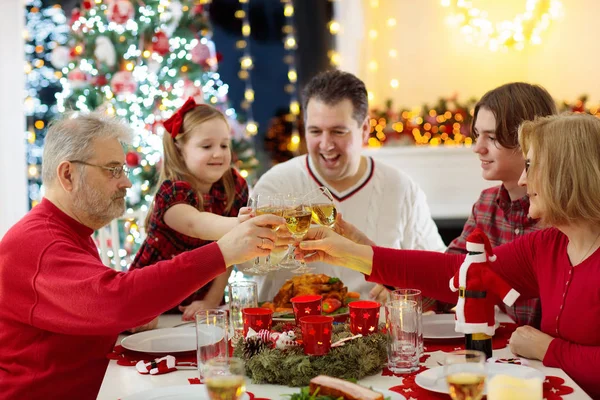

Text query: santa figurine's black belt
(458, 287), (487, 298)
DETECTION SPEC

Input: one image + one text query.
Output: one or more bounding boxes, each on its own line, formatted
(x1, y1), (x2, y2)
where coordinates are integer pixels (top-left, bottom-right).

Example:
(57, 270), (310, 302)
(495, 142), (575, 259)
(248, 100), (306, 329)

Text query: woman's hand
(334, 213), (376, 246)
(509, 325), (553, 361)
(179, 300), (218, 321)
(295, 227), (374, 274)
(127, 316), (159, 334)
(217, 214), (286, 266)
(237, 206), (254, 224)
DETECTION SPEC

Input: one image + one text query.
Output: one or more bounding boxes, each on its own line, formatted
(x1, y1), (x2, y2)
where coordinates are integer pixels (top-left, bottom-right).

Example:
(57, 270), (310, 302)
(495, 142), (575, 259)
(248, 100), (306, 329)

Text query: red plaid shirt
(130, 168), (248, 308)
(446, 185), (542, 328)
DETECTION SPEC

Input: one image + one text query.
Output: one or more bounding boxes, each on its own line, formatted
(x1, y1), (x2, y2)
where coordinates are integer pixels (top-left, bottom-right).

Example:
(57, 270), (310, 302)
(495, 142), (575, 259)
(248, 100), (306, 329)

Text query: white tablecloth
(97, 314), (590, 399)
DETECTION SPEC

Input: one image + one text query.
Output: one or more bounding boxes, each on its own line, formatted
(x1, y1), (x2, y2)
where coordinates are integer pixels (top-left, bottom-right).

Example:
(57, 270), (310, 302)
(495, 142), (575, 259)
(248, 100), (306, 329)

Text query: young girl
(129, 97), (250, 325)
(445, 82), (557, 327)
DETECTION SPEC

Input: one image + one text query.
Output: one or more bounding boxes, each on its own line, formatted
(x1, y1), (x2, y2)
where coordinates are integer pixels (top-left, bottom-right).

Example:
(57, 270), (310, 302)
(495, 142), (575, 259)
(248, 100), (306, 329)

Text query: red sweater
(0, 198), (226, 400)
(369, 228), (600, 398)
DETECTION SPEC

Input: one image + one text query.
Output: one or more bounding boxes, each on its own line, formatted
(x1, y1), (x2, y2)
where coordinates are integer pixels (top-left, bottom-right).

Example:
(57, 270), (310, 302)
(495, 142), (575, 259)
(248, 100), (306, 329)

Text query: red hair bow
(163, 97), (198, 138)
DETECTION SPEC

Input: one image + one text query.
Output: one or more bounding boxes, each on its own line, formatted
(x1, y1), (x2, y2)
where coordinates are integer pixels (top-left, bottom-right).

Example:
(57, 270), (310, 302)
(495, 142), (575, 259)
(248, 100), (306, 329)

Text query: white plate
(121, 326), (197, 353)
(121, 385), (251, 400)
(414, 363), (545, 395)
(423, 314), (463, 340)
(121, 325), (225, 354)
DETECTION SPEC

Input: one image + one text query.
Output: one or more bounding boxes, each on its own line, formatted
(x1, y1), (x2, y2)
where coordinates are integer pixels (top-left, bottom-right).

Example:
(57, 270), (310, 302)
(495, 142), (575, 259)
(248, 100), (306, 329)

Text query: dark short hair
(301, 70), (368, 125)
(472, 82), (557, 149)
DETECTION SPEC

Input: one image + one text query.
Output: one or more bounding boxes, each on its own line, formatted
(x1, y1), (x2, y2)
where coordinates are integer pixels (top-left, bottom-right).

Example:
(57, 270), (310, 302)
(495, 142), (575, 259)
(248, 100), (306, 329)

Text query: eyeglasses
(525, 159), (531, 174)
(69, 160), (130, 179)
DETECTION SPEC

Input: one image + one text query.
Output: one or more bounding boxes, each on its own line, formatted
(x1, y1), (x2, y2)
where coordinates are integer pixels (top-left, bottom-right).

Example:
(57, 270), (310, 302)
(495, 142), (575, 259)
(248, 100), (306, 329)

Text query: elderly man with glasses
(0, 112), (285, 400)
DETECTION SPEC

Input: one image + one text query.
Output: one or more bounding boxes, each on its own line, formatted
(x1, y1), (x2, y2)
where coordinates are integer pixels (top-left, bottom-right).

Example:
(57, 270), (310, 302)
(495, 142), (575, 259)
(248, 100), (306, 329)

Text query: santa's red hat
(465, 228), (496, 262)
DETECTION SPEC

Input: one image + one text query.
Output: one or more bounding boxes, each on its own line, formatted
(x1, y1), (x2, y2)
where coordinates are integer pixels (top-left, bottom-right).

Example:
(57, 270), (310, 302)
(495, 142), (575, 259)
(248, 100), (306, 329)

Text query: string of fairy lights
(441, 0), (563, 52)
(236, 0), (258, 136)
(281, 0), (301, 153)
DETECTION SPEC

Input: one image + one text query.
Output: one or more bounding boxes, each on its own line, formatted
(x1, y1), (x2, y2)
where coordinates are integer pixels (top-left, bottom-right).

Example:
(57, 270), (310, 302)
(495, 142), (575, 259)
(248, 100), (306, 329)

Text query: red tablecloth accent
(423, 323), (517, 353)
(108, 344), (196, 367)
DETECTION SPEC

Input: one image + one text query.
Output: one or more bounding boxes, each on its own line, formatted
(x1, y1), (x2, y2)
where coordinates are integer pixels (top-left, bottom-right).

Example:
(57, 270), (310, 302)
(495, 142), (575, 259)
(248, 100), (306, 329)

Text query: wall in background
(336, 0), (599, 107)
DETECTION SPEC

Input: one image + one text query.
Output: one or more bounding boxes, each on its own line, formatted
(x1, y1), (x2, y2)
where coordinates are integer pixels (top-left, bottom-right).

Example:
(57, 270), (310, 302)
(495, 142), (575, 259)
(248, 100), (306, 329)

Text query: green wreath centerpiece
(233, 322), (388, 387)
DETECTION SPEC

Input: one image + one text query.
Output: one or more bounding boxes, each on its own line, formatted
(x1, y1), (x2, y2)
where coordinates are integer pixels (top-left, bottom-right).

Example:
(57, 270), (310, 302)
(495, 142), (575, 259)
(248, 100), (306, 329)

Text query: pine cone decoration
(243, 336), (268, 359)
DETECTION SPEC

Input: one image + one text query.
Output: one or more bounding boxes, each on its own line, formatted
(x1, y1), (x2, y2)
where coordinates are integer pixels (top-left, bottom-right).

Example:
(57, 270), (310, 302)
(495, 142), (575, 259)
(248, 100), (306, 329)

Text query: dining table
(97, 312), (591, 400)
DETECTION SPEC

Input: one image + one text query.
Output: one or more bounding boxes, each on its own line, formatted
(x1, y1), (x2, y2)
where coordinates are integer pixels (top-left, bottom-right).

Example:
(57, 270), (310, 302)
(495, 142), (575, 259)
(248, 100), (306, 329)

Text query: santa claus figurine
(449, 228), (520, 358)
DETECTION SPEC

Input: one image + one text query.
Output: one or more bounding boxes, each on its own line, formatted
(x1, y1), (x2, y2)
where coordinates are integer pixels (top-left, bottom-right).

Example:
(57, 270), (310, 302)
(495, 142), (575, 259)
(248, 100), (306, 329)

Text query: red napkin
(107, 345), (196, 367)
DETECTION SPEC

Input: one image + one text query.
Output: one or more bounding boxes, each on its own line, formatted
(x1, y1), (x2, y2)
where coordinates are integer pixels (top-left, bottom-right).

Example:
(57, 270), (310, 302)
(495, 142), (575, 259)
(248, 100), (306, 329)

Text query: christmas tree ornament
(94, 36), (117, 67)
(449, 228), (520, 359)
(67, 67), (88, 89)
(81, 0), (94, 11)
(110, 71), (137, 95)
(50, 46), (71, 69)
(182, 80), (204, 104)
(125, 151), (141, 168)
(191, 40), (216, 70)
(107, 0), (134, 24)
(151, 31), (170, 56)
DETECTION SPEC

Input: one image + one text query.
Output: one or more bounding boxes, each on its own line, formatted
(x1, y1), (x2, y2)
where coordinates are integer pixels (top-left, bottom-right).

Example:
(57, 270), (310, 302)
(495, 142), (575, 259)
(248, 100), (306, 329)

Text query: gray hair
(42, 111), (133, 186)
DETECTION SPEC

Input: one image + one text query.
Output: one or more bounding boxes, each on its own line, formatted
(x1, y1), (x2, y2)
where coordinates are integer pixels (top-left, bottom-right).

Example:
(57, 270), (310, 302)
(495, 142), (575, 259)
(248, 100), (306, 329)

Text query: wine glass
(253, 193), (283, 271)
(282, 195), (315, 274)
(204, 357), (246, 400)
(245, 194), (281, 274)
(305, 186), (337, 228)
(444, 350), (487, 400)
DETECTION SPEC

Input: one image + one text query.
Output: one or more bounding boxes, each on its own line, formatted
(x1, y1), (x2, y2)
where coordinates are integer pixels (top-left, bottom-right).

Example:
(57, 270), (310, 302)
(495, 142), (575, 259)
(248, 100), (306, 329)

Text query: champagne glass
(244, 194), (279, 275)
(254, 193), (284, 271)
(445, 350), (487, 400)
(306, 186), (337, 228)
(204, 357), (246, 400)
(282, 195), (314, 274)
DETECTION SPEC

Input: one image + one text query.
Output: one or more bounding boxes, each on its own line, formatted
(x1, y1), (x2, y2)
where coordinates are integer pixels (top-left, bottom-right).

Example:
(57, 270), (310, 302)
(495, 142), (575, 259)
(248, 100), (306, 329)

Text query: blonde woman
(297, 114), (600, 398)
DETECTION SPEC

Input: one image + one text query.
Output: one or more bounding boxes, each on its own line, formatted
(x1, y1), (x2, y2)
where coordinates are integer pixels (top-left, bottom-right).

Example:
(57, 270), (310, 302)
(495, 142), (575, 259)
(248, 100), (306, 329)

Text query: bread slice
(309, 375), (384, 400)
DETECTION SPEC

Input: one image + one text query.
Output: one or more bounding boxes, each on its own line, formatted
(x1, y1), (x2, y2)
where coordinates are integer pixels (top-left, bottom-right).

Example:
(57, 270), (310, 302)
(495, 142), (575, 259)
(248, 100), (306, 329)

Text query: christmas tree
(24, 0), (69, 208)
(52, 0), (259, 212)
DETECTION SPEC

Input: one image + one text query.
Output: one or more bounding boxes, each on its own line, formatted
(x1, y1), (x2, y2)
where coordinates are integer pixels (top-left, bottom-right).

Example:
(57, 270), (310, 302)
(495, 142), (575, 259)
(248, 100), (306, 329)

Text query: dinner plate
(121, 385), (251, 400)
(121, 325), (224, 353)
(423, 314), (463, 340)
(414, 363), (545, 395)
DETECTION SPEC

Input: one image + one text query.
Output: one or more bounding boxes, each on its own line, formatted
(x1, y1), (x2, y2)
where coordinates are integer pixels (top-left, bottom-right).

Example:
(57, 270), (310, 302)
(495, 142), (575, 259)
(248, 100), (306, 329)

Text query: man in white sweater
(249, 70), (445, 302)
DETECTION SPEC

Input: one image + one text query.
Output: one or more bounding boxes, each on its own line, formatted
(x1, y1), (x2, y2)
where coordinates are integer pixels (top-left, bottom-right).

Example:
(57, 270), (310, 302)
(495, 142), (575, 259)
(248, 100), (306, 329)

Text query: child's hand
(179, 300), (219, 321)
(237, 206), (254, 224)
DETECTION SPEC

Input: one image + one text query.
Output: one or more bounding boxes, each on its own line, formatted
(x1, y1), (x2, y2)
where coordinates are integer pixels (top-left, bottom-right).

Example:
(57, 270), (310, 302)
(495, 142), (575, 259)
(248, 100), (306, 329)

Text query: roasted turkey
(273, 274), (348, 309)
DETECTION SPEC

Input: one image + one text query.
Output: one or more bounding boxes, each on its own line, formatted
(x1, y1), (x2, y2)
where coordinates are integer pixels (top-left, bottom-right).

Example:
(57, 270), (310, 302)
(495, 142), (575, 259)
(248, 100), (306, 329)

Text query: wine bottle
(465, 332), (493, 359)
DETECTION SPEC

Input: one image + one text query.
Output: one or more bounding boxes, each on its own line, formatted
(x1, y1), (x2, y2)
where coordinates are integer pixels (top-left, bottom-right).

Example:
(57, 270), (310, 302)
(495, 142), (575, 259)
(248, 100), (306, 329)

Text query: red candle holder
(299, 315), (334, 356)
(291, 294), (322, 324)
(349, 300), (381, 335)
(242, 308), (273, 337)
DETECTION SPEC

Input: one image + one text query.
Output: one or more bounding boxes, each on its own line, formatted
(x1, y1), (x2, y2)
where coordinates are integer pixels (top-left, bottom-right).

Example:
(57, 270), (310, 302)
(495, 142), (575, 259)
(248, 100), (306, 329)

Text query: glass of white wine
(282, 195), (314, 274)
(204, 357), (246, 400)
(246, 194), (282, 274)
(306, 186), (337, 228)
(444, 350), (487, 400)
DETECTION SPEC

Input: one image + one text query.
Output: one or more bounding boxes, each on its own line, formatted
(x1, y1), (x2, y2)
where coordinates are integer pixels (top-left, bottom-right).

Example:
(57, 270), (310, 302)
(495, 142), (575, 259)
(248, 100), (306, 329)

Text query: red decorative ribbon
(163, 97), (198, 138)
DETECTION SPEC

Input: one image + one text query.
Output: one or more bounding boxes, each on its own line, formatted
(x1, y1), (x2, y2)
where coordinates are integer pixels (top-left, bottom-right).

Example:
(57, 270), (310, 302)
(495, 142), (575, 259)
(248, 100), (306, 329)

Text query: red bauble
(81, 0), (93, 10)
(152, 31), (170, 56)
(70, 8), (82, 26)
(91, 75), (108, 87)
(125, 151), (141, 168)
(107, 0), (135, 24)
